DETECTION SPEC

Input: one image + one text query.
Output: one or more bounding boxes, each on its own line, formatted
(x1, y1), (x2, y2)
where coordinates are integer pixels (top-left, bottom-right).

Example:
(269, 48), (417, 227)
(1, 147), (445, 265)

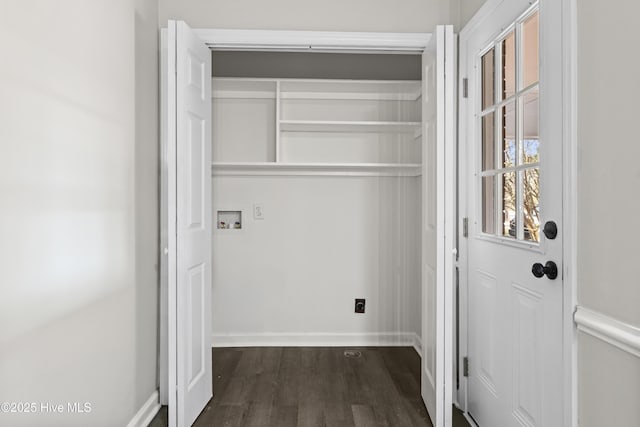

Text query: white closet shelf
(212, 78), (422, 101)
(211, 162), (422, 177)
(279, 79), (421, 98)
(279, 120), (421, 133)
(279, 91), (419, 101)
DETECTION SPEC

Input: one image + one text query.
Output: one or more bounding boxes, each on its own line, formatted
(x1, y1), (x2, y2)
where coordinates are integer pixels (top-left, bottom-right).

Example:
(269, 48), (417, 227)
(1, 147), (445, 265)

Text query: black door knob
(531, 261), (558, 280)
(543, 221), (558, 239)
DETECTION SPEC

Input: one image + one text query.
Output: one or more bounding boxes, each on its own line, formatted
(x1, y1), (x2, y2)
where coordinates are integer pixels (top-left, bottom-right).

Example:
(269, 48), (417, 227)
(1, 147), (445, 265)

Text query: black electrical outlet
(355, 298), (365, 313)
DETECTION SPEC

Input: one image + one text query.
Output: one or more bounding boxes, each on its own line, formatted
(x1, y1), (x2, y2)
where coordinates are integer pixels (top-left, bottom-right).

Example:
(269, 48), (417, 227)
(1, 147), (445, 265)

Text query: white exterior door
(421, 25), (456, 427)
(165, 20), (213, 427)
(460, 1), (564, 426)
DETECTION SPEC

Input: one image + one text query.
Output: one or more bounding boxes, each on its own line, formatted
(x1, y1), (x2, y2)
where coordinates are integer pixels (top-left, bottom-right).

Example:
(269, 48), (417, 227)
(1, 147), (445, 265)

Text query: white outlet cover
(253, 204), (264, 220)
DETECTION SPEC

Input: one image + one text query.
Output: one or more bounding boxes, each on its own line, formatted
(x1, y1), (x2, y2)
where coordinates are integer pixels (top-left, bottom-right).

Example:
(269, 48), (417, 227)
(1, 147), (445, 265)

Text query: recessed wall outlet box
(355, 298), (365, 314)
(217, 211), (242, 229)
(253, 204), (264, 220)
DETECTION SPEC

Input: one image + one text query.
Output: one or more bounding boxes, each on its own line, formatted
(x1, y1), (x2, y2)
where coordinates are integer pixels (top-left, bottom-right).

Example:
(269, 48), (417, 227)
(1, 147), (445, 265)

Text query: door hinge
(462, 78), (468, 98)
(462, 217), (469, 238)
(463, 356), (469, 377)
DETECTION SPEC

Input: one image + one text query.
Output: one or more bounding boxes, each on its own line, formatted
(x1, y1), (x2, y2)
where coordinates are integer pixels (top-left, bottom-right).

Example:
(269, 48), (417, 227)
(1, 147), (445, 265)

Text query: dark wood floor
(149, 347), (470, 427)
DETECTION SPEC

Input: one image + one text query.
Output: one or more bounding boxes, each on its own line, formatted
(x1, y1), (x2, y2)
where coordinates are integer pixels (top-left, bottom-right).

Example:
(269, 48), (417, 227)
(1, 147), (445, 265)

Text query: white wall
(577, 0), (640, 425)
(211, 176), (421, 345)
(577, 0), (640, 329)
(458, 0), (488, 27)
(159, 0), (457, 32)
(578, 333), (640, 426)
(134, 0), (161, 414)
(0, 0), (159, 425)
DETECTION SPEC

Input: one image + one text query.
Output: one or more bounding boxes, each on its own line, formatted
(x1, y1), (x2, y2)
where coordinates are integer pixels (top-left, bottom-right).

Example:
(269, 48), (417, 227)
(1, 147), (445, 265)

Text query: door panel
(421, 25), (455, 427)
(187, 264), (205, 387)
(187, 115), (205, 227)
(168, 20), (213, 427)
(511, 284), (542, 426)
(461, 1), (564, 426)
(474, 271), (497, 396)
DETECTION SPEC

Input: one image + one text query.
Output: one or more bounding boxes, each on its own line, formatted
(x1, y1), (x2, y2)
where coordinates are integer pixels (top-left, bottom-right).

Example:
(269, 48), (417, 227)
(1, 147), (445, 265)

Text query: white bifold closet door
(421, 25), (456, 427)
(165, 20), (213, 427)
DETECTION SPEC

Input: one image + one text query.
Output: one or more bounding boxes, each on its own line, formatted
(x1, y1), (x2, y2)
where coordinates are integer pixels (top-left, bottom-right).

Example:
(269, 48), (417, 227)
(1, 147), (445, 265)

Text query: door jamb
(455, 1), (577, 426)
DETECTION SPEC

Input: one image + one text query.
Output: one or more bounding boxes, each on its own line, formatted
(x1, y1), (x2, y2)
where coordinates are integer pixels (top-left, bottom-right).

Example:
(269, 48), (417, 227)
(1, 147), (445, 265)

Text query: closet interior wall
(210, 51), (424, 347)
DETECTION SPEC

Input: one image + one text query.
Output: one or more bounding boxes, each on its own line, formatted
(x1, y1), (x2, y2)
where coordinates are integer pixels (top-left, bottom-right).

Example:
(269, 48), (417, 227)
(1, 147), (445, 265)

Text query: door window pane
(522, 89), (539, 164)
(501, 172), (516, 238)
(482, 112), (495, 171)
(522, 12), (539, 88)
(482, 175), (495, 234)
(482, 49), (495, 109)
(478, 6), (541, 243)
(502, 32), (516, 99)
(502, 102), (516, 168)
(523, 168), (540, 242)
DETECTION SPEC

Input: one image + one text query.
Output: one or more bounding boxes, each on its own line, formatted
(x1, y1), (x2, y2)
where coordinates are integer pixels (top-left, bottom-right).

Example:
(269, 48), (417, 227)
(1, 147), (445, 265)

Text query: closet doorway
(160, 23), (456, 427)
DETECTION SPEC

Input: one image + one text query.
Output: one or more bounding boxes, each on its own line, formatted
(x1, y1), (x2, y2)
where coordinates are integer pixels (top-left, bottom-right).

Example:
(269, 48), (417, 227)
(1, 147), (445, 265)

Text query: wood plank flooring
(149, 347), (471, 427)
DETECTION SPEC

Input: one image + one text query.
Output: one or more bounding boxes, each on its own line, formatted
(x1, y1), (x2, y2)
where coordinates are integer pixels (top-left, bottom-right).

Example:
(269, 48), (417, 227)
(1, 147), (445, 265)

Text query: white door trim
(193, 29), (431, 53)
(457, 0), (577, 425)
(561, 1), (579, 426)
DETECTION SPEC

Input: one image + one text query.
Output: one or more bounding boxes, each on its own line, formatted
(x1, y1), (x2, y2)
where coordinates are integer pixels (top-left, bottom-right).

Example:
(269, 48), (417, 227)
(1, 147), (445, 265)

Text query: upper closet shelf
(279, 120), (421, 133)
(212, 77), (421, 101)
(279, 79), (421, 100)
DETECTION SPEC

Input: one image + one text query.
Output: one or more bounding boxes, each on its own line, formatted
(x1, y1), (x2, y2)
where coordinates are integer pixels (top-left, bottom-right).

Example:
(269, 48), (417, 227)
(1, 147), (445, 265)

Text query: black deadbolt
(531, 261), (558, 280)
(543, 221), (558, 240)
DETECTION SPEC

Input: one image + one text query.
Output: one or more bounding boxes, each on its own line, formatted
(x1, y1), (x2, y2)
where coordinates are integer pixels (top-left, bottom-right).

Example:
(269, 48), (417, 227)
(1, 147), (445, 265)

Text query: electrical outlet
(253, 204), (264, 220)
(355, 299), (365, 314)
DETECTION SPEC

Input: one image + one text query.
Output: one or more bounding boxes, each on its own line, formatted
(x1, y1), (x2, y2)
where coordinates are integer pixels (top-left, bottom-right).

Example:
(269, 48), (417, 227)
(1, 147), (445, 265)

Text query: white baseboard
(126, 390), (161, 427)
(464, 411), (479, 427)
(211, 332), (419, 348)
(412, 333), (423, 357)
